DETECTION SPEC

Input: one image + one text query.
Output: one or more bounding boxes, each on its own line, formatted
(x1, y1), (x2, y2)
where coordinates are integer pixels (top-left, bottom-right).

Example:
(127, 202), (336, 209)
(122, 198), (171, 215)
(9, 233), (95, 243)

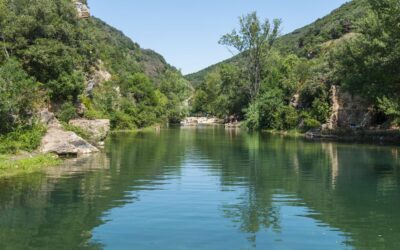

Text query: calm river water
(0, 127), (399, 250)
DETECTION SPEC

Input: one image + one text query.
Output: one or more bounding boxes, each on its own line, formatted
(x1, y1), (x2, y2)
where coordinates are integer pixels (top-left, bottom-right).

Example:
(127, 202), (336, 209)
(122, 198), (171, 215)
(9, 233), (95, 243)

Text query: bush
(57, 102), (77, 122)
(377, 96), (400, 126)
(0, 125), (46, 154)
(279, 105), (299, 130)
(311, 98), (330, 123)
(0, 59), (40, 133)
(303, 117), (321, 131)
(245, 102), (261, 130)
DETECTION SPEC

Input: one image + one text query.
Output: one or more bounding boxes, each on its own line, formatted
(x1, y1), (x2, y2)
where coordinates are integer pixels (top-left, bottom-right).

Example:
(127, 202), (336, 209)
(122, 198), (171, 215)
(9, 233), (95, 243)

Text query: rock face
(69, 119), (110, 143)
(39, 109), (99, 156)
(40, 128), (99, 156)
(327, 85), (372, 129)
(85, 65), (112, 96)
(73, 0), (90, 19)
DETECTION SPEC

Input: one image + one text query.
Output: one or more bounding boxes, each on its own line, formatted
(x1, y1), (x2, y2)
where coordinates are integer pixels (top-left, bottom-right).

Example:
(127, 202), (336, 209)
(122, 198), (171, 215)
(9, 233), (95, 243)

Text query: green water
(0, 128), (400, 250)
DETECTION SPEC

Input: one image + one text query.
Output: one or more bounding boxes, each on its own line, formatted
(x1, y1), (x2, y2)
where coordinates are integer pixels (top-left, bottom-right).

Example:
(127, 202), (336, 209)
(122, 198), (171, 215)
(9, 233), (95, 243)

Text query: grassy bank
(0, 153), (61, 178)
(110, 125), (162, 134)
(0, 125), (61, 177)
(263, 129), (304, 137)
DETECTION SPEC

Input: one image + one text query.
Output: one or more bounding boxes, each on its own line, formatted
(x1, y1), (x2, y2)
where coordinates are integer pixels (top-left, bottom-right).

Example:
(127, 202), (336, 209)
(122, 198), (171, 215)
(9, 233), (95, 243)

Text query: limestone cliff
(73, 0), (90, 19)
(326, 85), (372, 129)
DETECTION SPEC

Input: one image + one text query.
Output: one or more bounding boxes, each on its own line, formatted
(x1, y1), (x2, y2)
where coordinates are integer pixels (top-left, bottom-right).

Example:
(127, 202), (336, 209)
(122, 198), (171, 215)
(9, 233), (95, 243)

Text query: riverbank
(0, 124), (163, 178)
(306, 129), (400, 145)
(0, 153), (61, 178)
(263, 128), (400, 145)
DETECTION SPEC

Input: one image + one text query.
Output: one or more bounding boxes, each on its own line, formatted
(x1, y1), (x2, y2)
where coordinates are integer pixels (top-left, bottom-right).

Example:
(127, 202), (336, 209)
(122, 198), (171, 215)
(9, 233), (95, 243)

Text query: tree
(0, 59), (40, 133)
(332, 0), (400, 100)
(219, 12), (282, 99)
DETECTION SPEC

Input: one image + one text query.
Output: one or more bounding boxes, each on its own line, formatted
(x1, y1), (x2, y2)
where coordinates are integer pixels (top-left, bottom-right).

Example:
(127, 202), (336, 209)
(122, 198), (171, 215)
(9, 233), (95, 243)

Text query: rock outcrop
(326, 85), (372, 129)
(39, 109), (99, 156)
(40, 127), (99, 156)
(69, 119), (110, 144)
(85, 64), (112, 96)
(181, 117), (224, 126)
(73, 0), (90, 19)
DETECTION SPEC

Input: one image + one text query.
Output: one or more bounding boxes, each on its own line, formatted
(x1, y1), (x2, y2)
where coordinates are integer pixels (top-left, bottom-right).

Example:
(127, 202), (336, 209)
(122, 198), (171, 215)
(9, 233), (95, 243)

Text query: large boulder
(40, 127), (99, 156)
(39, 109), (99, 156)
(69, 119), (110, 143)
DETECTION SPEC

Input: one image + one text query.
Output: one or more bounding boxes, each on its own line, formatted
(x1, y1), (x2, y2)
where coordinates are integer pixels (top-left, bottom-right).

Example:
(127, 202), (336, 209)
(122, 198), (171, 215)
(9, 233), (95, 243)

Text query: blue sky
(89, 0), (349, 75)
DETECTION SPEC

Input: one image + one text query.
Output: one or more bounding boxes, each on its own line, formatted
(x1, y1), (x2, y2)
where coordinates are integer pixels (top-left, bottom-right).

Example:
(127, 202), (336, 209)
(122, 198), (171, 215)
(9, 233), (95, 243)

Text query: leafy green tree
(0, 59), (39, 133)
(220, 12), (282, 99)
(332, 0), (400, 100)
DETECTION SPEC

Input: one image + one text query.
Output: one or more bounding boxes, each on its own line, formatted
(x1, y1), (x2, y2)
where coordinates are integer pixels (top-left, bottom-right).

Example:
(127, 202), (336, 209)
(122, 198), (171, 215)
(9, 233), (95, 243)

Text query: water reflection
(0, 128), (399, 249)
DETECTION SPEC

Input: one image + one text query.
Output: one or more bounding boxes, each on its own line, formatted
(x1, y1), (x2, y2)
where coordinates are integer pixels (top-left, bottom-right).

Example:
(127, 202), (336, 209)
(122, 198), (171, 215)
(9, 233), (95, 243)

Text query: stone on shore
(69, 119), (110, 143)
(40, 127), (99, 156)
(39, 109), (100, 156)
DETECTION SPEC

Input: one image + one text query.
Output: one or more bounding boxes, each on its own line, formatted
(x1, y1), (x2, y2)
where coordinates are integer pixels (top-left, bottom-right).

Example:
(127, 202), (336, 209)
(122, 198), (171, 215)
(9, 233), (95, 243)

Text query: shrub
(303, 117), (321, 131)
(0, 125), (46, 154)
(377, 97), (400, 126)
(0, 59), (39, 133)
(279, 105), (299, 130)
(57, 102), (77, 122)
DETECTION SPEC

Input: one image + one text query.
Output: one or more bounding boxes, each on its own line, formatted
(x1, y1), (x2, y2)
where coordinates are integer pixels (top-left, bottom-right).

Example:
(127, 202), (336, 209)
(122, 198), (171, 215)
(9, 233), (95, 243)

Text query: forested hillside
(186, 0), (367, 87)
(0, 0), (190, 153)
(187, 0), (400, 132)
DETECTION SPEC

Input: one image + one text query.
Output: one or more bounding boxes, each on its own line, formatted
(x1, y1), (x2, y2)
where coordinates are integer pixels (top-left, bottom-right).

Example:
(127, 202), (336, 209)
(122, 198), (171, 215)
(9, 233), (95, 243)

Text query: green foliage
(0, 125), (46, 154)
(377, 97), (400, 126)
(0, 0), (190, 138)
(61, 122), (91, 142)
(0, 58), (40, 133)
(57, 102), (77, 123)
(302, 117), (322, 131)
(191, 64), (248, 118)
(310, 98), (330, 123)
(0, 153), (60, 177)
(245, 88), (286, 130)
(332, 0), (400, 101)
(186, 0), (368, 86)
(1, 0), (95, 102)
(220, 12), (282, 99)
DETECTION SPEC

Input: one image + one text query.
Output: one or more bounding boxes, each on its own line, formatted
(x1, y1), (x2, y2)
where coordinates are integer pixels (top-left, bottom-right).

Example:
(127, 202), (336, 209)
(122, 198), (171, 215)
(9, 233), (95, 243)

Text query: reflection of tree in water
(0, 129), (188, 250)
(1, 129), (400, 249)
(193, 129), (400, 249)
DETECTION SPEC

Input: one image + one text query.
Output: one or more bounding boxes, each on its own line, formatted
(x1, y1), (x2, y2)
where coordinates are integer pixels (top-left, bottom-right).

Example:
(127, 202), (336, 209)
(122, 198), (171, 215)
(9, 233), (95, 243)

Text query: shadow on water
(0, 127), (399, 249)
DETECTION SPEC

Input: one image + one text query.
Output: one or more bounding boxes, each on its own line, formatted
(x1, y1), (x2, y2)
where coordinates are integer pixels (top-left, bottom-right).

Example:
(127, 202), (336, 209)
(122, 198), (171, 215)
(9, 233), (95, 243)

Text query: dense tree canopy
(0, 0), (190, 135)
(190, 0), (399, 130)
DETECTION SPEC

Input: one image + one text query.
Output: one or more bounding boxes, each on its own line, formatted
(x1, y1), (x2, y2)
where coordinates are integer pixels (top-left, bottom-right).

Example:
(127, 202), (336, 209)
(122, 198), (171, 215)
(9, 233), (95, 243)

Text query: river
(0, 127), (399, 249)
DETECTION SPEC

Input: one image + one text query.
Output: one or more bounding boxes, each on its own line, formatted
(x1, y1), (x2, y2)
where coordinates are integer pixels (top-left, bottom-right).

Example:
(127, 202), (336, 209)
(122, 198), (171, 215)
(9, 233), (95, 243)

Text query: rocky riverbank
(39, 110), (110, 157)
(305, 129), (400, 145)
(180, 117), (224, 126)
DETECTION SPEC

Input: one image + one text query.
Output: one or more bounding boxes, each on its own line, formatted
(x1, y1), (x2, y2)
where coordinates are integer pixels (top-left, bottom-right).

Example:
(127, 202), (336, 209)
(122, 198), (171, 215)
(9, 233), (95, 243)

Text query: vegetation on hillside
(0, 0), (190, 153)
(188, 0), (399, 130)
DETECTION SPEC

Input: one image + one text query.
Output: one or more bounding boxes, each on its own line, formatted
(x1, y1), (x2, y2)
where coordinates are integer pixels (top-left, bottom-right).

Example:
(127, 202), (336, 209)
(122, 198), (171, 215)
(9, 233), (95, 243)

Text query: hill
(185, 0), (367, 87)
(0, 0), (191, 136)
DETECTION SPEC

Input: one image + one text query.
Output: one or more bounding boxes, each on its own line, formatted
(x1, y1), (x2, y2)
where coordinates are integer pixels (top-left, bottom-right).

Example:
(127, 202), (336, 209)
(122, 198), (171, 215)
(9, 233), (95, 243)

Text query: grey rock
(40, 127), (99, 156)
(69, 119), (110, 143)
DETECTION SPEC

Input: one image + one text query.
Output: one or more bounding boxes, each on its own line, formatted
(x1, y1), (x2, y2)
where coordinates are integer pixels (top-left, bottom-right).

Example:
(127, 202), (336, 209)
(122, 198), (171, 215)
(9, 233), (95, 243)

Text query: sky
(89, 0), (349, 75)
